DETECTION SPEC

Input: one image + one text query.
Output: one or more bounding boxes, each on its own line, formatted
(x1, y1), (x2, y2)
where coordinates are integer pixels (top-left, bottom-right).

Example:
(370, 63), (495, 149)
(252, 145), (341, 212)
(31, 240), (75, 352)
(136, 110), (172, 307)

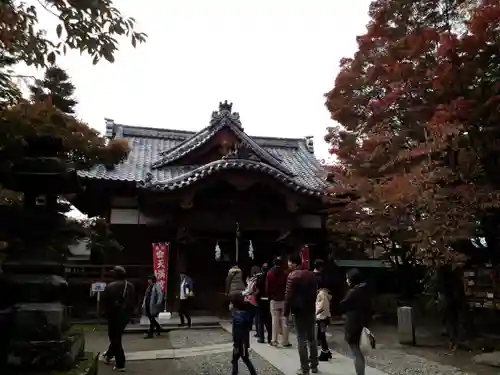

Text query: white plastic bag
(360, 327), (376, 351)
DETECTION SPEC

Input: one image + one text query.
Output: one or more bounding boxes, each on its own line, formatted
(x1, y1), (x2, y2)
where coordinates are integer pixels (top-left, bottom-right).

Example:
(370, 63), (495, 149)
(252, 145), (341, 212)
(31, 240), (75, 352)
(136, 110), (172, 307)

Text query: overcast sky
(21, 0), (372, 161)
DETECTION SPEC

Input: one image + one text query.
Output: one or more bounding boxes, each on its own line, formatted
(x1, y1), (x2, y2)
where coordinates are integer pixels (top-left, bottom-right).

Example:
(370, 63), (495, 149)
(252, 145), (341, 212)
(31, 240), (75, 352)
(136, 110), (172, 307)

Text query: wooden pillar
(167, 239), (180, 313)
(320, 215), (329, 261)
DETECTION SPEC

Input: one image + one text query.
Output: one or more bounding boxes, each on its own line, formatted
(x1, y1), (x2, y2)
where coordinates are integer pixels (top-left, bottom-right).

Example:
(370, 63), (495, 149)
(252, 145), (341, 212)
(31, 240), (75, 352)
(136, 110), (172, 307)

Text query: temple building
(71, 101), (346, 313)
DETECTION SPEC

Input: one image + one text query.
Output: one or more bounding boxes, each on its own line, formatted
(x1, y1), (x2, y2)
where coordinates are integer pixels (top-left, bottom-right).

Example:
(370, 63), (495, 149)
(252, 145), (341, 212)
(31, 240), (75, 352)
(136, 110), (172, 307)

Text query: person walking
(266, 256), (290, 347)
(285, 253), (319, 375)
(341, 268), (371, 375)
(229, 292), (258, 375)
(102, 266), (136, 372)
(142, 274), (163, 338)
(316, 279), (333, 361)
(178, 272), (194, 328)
(255, 262), (272, 344)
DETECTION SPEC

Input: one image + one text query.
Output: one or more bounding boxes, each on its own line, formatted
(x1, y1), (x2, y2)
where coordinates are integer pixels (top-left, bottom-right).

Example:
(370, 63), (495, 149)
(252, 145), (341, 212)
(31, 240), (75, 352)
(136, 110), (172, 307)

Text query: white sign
(91, 282), (107, 292)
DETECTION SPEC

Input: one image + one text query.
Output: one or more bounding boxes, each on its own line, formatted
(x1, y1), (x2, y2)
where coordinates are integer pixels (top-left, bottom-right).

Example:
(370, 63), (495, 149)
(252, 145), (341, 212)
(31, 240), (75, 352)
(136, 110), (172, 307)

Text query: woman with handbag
(340, 268), (372, 375)
(178, 272), (194, 328)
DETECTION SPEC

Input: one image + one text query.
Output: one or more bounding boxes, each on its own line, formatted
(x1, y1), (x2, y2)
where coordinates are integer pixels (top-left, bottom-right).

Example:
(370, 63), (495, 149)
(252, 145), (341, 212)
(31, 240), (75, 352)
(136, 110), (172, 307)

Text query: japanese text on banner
(152, 243), (169, 293)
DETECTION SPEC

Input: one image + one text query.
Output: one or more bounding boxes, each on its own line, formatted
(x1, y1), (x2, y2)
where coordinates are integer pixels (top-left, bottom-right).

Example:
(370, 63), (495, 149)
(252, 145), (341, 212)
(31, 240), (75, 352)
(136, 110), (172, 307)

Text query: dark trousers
(349, 343), (365, 375)
(294, 313), (319, 372)
(147, 314), (162, 336)
(444, 306), (459, 346)
(316, 319), (330, 351)
(257, 299), (272, 342)
(179, 298), (191, 327)
(232, 335), (257, 375)
(0, 309), (13, 370)
(105, 315), (128, 368)
(248, 304), (258, 331)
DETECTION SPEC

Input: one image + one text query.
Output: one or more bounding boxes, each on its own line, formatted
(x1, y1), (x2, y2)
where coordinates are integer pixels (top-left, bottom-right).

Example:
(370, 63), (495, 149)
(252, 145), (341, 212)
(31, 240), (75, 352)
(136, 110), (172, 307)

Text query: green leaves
(1, 0), (147, 68)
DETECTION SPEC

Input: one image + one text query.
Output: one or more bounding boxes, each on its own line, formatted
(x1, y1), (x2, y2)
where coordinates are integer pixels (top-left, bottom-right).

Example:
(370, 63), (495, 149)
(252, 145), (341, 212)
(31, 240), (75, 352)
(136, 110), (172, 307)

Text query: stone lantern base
(3, 261), (85, 371)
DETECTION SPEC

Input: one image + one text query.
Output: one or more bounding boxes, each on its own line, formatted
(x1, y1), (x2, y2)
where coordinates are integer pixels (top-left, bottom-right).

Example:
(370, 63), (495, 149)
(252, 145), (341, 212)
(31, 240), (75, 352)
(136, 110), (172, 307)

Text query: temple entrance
(176, 228), (290, 314)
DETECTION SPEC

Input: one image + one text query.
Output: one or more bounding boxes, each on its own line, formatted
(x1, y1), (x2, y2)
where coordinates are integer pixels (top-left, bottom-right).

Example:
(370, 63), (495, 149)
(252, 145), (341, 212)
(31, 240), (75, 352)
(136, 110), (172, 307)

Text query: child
(316, 281), (333, 361)
(230, 292), (258, 375)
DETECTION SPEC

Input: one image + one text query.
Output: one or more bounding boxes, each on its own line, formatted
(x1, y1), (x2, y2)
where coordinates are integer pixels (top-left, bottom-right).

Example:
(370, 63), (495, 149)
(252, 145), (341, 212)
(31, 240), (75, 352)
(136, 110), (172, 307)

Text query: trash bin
(397, 306), (416, 345)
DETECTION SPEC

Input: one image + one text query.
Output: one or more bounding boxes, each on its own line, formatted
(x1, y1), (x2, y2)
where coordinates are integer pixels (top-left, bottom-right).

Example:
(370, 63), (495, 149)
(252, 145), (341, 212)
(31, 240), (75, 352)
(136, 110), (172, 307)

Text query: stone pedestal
(397, 306), (416, 345)
(3, 262), (85, 370)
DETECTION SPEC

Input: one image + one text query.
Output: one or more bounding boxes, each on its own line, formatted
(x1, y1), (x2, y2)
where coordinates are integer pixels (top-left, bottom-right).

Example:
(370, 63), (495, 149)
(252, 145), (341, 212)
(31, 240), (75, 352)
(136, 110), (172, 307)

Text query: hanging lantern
(248, 240), (254, 260)
(215, 241), (222, 261)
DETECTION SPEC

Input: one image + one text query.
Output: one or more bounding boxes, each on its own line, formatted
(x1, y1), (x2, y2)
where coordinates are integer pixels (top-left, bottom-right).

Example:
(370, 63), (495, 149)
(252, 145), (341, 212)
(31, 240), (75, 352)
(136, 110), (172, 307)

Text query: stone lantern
(1, 136), (86, 370)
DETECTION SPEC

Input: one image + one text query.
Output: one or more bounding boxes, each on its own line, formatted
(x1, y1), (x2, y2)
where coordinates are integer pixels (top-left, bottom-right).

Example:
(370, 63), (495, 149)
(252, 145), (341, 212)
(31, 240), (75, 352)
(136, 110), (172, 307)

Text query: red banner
(152, 242), (169, 293)
(300, 245), (310, 269)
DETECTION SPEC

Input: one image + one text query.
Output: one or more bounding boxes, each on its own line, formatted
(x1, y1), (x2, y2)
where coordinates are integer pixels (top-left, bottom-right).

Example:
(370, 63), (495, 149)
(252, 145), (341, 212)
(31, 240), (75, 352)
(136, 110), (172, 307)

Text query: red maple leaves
(325, 0), (500, 260)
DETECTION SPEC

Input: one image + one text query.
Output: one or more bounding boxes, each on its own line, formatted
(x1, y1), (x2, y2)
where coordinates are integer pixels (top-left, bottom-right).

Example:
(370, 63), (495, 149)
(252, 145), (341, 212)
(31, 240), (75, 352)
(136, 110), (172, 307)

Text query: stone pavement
(220, 322), (388, 375)
(125, 315), (220, 333)
(93, 326), (284, 375)
(100, 342), (233, 361)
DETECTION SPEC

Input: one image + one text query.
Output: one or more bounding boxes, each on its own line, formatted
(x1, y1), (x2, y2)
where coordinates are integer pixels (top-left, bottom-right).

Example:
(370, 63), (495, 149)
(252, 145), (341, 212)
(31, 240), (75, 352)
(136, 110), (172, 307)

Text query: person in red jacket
(266, 256), (291, 347)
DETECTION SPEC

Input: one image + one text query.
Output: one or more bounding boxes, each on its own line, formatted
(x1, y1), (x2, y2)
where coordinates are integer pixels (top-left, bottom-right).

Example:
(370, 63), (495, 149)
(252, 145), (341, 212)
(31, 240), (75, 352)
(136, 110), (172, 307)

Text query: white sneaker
(102, 355), (114, 365)
(113, 366), (126, 372)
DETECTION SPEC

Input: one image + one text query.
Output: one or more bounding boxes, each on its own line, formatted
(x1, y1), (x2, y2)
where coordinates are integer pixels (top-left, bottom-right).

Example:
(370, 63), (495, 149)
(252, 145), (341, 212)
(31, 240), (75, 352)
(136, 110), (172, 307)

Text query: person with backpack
(102, 266), (136, 372)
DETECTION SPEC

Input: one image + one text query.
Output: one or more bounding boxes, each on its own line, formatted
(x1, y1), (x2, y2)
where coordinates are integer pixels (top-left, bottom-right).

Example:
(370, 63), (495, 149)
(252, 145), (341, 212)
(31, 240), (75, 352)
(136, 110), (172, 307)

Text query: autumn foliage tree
(0, 1), (141, 258)
(325, 0), (500, 264)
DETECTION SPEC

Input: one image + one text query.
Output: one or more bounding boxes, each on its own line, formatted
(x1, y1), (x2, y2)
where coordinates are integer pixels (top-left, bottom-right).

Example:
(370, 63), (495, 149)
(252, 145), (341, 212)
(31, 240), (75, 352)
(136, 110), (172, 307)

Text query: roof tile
(79, 116), (329, 194)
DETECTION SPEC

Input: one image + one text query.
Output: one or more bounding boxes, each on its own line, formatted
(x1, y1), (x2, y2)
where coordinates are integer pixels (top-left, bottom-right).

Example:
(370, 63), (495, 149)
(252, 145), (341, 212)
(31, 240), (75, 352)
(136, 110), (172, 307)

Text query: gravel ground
(98, 352), (283, 375)
(84, 327), (232, 353)
(99, 359), (183, 375)
(334, 345), (469, 375)
(174, 351), (284, 375)
(168, 327), (233, 349)
(84, 330), (173, 354)
(326, 325), (497, 375)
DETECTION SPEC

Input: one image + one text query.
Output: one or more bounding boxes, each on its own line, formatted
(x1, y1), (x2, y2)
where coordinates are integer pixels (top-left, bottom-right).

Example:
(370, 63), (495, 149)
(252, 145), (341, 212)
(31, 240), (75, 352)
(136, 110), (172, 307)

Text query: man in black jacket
(255, 262), (272, 343)
(341, 268), (371, 375)
(102, 266), (136, 372)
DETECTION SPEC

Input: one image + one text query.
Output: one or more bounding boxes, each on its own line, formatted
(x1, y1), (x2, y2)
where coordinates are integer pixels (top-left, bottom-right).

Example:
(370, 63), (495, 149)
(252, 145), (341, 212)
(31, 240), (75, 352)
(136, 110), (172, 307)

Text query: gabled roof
(77, 102), (330, 196)
(151, 101), (292, 176)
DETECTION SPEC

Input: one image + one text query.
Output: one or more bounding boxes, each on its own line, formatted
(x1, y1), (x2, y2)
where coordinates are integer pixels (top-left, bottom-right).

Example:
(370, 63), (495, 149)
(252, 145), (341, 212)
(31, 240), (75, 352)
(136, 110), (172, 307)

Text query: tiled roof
(78, 103), (329, 195)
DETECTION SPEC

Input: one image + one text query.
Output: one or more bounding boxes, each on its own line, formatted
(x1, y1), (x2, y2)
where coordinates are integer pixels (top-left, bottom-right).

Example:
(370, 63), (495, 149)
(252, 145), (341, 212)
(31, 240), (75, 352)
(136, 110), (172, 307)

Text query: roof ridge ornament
(210, 100), (242, 129)
(304, 135), (314, 153)
(219, 100), (232, 112)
